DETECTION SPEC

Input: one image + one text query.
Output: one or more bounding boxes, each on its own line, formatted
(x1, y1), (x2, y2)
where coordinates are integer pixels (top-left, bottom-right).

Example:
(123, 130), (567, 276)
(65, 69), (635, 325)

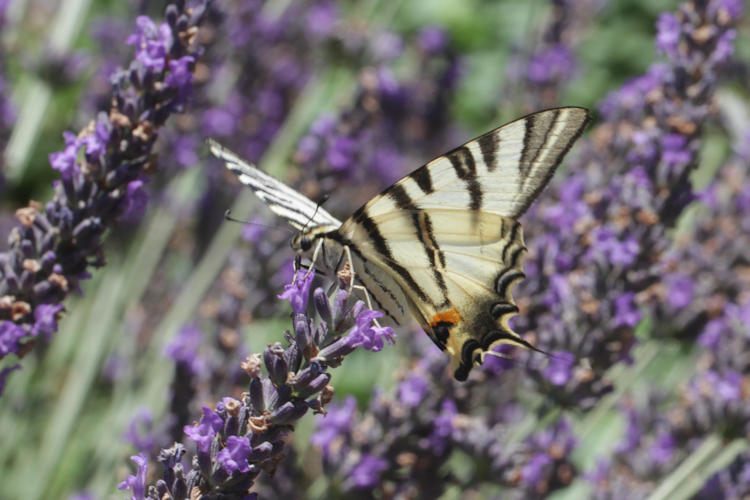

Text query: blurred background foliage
(0, 0), (748, 498)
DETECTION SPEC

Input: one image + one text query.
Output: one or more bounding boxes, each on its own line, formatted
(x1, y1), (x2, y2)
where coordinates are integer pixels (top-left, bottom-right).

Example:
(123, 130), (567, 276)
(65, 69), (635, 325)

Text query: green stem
(647, 436), (747, 500)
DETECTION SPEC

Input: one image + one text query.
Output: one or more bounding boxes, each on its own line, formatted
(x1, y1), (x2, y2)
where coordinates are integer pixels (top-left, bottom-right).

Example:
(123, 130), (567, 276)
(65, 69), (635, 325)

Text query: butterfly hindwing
(339, 207), (529, 379)
(338, 107), (589, 379)
(346, 252), (412, 327)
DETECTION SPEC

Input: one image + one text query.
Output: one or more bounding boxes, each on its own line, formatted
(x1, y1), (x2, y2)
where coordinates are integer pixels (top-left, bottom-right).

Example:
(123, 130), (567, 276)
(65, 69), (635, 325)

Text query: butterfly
(210, 107), (589, 380)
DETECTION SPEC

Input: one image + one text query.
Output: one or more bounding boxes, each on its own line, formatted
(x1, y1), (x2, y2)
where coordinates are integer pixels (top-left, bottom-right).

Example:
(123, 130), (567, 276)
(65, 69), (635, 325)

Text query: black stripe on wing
(386, 185), (450, 304)
(514, 107), (590, 216)
(351, 207), (430, 304)
(478, 132), (498, 173)
(447, 146), (483, 211)
(411, 166), (434, 194)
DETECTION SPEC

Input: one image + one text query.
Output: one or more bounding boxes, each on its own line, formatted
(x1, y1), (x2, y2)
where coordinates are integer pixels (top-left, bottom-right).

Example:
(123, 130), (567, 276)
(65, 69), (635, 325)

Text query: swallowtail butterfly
(210, 107), (589, 380)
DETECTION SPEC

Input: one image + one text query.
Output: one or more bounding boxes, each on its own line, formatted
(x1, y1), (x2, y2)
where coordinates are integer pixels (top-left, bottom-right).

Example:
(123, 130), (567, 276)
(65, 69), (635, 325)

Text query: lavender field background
(0, 0), (749, 498)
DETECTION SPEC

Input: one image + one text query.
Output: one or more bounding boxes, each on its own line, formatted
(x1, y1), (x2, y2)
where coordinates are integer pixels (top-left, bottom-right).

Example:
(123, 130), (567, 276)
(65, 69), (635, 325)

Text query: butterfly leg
(351, 284), (384, 328)
(303, 239), (325, 279)
(343, 246), (383, 328)
(342, 246), (357, 295)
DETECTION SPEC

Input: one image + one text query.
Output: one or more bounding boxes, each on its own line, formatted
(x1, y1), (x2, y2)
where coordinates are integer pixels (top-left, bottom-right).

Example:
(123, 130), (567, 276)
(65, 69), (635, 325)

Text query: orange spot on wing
(429, 309), (461, 327)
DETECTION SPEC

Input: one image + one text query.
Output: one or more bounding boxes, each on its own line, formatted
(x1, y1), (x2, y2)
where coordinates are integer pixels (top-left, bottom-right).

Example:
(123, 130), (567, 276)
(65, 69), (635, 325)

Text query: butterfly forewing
(361, 107), (588, 219)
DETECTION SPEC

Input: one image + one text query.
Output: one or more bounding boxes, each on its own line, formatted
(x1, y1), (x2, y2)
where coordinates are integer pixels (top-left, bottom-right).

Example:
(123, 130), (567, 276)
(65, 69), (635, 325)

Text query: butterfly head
(289, 225), (340, 273)
(290, 233), (315, 253)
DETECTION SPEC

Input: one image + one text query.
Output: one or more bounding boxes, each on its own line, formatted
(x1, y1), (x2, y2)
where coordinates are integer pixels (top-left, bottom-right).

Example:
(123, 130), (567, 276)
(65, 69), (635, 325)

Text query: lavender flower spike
(0, 2), (210, 366)
(138, 267), (395, 497)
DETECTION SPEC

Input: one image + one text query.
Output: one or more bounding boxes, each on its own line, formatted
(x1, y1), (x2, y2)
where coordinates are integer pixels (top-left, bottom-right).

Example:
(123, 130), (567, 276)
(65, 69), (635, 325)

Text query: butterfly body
(211, 107), (589, 380)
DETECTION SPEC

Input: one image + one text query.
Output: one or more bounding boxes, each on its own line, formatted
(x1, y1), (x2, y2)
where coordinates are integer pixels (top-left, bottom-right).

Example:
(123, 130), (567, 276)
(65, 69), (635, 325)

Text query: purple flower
(614, 292), (642, 328)
(429, 399), (457, 454)
(698, 318), (725, 351)
(0, 321), (26, 357)
(397, 374), (429, 408)
(312, 396), (356, 458)
(482, 343), (516, 374)
(369, 146), (403, 185)
(598, 65), (664, 118)
(521, 453), (553, 486)
(661, 134), (691, 168)
(48, 132), (81, 180)
(542, 179), (587, 229)
(666, 273), (694, 309)
(204, 107), (239, 136)
(629, 131), (659, 165)
(560, 174), (586, 202)
(278, 270), (315, 315)
(30, 303), (63, 339)
(543, 351), (576, 386)
(526, 45), (576, 85)
(81, 122), (110, 157)
(713, 0), (743, 18)
(656, 13), (681, 57)
(585, 460), (612, 486)
(217, 435), (252, 474)
(712, 29), (736, 64)
(117, 453), (148, 500)
(350, 454), (388, 488)
(120, 179), (149, 222)
(164, 324), (206, 375)
(685, 369), (744, 419)
(305, 0), (338, 38)
(325, 136), (357, 171)
(714, 370), (742, 401)
(589, 227), (639, 266)
(166, 56), (195, 105)
(650, 432), (675, 464)
(240, 218), (266, 244)
(544, 274), (571, 309)
(727, 301), (750, 327)
(184, 406), (223, 452)
(172, 135), (199, 167)
(417, 26), (448, 54)
(127, 16), (172, 72)
(257, 89), (284, 119)
(310, 114), (336, 136)
(124, 408), (156, 453)
(345, 309), (395, 352)
(530, 419), (577, 453)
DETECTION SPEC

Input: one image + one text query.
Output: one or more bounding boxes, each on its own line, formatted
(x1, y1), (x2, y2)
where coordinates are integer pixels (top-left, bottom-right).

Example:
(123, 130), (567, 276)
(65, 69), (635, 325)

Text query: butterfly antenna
(525, 341), (559, 360)
(224, 209), (293, 233)
(299, 194), (330, 235)
(481, 338), (557, 365)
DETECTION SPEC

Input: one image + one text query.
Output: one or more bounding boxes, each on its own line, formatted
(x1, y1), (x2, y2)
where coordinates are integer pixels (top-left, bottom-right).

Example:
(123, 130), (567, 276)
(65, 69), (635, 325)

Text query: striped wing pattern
(213, 107), (589, 381)
(337, 107), (589, 379)
(208, 139), (341, 231)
